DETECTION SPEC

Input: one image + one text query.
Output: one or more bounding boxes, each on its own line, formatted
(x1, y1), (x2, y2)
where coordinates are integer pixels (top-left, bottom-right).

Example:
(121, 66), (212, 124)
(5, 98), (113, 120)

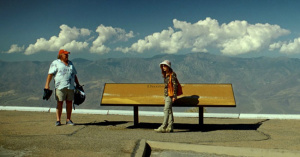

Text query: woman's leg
(155, 96), (174, 132)
(162, 96), (173, 128)
(166, 98), (174, 132)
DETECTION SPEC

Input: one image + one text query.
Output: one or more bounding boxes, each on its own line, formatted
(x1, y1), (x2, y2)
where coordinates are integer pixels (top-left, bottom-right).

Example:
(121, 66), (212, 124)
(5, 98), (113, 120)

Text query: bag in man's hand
(74, 85), (85, 106)
(43, 88), (53, 101)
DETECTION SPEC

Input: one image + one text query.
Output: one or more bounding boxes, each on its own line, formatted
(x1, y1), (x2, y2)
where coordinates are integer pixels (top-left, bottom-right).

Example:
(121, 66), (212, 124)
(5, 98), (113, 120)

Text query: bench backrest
(101, 83), (236, 107)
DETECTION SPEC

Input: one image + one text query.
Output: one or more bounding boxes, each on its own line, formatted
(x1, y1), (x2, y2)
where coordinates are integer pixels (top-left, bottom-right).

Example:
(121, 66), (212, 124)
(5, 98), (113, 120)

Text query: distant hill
(1, 53), (300, 114)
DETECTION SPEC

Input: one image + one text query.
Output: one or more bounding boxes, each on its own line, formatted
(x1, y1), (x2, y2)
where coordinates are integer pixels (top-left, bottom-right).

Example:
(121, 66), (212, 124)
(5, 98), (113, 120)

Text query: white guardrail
(1, 106), (300, 120)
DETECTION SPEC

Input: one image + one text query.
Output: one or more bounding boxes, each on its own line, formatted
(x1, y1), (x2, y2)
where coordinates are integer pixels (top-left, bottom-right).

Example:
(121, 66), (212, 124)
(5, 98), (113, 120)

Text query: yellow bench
(100, 83), (236, 125)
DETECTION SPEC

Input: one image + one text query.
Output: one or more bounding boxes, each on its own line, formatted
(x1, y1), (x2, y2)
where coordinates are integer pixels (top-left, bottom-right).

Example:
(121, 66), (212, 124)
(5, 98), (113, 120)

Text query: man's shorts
(55, 88), (74, 101)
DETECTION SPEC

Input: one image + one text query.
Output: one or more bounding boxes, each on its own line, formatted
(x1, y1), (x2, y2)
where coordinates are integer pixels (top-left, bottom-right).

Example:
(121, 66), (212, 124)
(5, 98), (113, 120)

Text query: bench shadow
(127, 120), (265, 132)
(76, 120), (128, 126)
(173, 95), (199, 106)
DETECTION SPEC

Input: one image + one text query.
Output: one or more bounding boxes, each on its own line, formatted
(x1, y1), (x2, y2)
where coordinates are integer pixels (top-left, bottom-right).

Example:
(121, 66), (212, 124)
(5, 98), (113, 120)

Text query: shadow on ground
(76, 120), (128, 126)
(127, 120), (268, 132)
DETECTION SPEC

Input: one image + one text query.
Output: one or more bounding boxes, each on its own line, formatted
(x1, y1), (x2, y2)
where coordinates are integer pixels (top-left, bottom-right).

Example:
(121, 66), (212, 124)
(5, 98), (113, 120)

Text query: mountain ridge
(1, 53), (300, 114)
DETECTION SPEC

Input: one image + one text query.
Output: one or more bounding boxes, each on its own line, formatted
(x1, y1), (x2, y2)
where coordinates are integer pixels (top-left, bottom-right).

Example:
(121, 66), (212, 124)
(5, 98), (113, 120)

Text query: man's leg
(56, 101), (63, 122)
(66, 100), (72, 122)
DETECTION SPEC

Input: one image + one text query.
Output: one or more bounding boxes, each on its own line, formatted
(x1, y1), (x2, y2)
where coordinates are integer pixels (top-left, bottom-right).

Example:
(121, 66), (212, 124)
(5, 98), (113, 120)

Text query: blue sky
(1, 0), (300, 61)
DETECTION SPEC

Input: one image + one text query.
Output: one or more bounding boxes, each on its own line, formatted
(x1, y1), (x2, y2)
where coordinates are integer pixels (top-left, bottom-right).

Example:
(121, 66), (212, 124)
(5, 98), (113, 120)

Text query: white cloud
(269, 42), (284, 51)
(4, 18), (292, 56)
(24, 24), (91, 55)
(219, 22), (290, 55)
(4, 44), (25, 53)
(173, 18), (219, 52)
(116, 17), (290, 55)
(117, 27), (187, 54)
(117, 27), (182, 54)
(7, 24), (133, 55)
(80, 28), (92, 36)
(270, 38), (300, 54)
(90, 24), (134, 54)
(62, 40), (89, 52)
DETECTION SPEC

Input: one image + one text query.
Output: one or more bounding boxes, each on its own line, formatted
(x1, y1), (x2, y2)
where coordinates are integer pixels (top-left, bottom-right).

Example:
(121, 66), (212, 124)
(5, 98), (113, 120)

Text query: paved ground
(1, 110), (300, 156)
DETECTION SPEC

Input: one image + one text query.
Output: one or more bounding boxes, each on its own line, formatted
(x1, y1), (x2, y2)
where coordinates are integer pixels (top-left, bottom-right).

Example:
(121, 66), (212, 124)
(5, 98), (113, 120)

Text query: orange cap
(58, 49), (70, 55)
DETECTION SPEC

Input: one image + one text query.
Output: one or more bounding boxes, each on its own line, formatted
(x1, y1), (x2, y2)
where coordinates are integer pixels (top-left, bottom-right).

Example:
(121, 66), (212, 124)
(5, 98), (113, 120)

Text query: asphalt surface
(1, 110), (300, 157)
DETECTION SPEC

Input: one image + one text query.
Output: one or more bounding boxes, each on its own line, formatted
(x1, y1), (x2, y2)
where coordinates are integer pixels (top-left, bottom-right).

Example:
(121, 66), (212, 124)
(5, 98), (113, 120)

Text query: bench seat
(101, 83), (236, 125)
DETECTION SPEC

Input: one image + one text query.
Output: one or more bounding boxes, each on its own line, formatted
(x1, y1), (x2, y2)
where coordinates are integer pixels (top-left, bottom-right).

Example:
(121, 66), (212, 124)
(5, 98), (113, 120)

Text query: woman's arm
(172, 73), (178, 102)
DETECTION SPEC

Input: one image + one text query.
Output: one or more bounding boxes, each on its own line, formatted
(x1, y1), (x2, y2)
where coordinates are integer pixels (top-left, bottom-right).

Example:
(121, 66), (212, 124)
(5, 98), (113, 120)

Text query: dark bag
(73, 85), (85, 110)
(43, 89), (53, 101)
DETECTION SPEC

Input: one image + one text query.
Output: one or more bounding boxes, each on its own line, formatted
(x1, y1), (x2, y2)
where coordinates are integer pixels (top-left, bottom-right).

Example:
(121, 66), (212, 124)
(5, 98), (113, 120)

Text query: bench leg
(134, 106), (139, 126)
(198, 107), (204, 125)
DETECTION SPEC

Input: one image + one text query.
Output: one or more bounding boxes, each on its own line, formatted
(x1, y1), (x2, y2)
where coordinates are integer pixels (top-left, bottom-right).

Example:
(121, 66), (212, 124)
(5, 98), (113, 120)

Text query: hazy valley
(1, 53), (300, 114)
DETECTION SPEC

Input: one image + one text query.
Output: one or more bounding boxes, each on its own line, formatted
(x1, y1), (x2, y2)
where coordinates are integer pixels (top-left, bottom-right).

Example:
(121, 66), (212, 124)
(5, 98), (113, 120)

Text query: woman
(154, 60), (178, 133)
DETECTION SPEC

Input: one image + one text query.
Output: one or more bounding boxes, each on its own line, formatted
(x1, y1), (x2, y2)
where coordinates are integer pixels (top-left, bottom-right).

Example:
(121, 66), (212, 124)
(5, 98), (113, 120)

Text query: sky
(1, 0), (300, 61)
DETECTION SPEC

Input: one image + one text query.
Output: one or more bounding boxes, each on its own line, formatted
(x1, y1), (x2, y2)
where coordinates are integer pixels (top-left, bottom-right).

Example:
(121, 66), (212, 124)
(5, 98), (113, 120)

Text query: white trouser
(161, 96), (174, 128)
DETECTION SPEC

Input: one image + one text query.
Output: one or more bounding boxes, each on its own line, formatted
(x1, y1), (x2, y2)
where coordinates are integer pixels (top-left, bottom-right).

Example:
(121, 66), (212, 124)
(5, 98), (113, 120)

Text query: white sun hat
(160, 60), (172, 69)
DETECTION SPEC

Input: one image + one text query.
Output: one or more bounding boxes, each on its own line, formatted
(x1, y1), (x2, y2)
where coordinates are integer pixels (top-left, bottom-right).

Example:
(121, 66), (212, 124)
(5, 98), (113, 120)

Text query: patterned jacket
(164, 72), (178, 98)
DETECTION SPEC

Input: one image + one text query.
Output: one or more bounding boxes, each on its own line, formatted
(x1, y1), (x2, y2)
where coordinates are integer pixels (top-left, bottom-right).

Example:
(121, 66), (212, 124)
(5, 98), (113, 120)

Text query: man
(44, 49), (81, 126)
